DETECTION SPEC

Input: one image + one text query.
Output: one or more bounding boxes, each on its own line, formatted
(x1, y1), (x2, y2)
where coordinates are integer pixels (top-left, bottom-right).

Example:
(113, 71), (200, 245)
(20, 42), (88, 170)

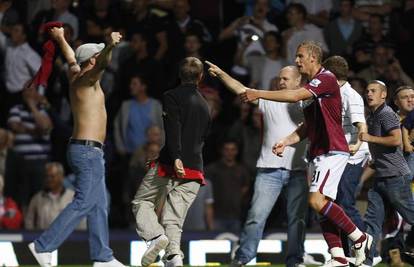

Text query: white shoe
(163, 254), (183, 267)
(28, 242), (52, 267)
(321, 258), (349, 267)
(372, 256), (382, 266)
(346, 256), (381, 266)
(303, 253), (324, 265)
(141, 234), (169, 267)
(353, 233), (373, 266)
(93, 258), (126, 267)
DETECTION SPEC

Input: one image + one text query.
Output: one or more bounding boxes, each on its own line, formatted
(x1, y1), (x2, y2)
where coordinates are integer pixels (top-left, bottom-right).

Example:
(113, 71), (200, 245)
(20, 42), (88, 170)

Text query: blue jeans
(336, 162), (365, 255)
(34, 144), (113, 262)
(405, 153), (414, 180)
(235, 168), (308, 267)
(364, 174), (414, 265)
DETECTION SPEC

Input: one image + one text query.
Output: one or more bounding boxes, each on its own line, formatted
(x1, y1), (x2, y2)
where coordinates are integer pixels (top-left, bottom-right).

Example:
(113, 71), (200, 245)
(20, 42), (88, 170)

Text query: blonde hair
(298, 41), (323, 64)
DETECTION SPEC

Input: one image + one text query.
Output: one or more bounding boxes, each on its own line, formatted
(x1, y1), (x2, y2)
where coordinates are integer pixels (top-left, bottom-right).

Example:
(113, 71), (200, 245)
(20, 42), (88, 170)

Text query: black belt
(69, 138), (104, 149)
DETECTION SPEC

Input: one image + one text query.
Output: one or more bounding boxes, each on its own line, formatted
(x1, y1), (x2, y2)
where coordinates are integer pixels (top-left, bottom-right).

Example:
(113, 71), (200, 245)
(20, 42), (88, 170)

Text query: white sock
(348, 228), (364, 242)
(330, 247), (346, 259)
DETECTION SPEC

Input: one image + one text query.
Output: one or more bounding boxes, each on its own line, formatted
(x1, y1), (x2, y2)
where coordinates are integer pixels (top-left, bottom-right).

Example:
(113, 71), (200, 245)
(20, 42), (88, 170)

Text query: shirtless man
(28, 27), (125, 267)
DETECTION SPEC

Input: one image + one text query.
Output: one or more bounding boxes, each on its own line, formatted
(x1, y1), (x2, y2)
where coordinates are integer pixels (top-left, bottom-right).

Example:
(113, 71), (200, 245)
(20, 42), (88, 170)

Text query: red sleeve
(1, 198), (23, 229)
(30, 40), (56, 88)
(304, 73), (337, 97)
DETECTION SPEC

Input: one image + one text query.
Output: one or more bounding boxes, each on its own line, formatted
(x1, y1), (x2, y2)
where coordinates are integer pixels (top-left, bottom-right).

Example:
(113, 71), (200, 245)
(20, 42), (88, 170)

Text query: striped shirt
(7, 104), (51, 160)
(367, 103), (410, 177)
(340, 82), (370, 164)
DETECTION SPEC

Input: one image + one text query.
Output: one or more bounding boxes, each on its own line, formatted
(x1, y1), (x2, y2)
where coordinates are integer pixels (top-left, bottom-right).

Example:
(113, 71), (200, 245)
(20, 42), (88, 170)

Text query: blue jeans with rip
(364, 174), (414, 265)
(235, 168), (308, 267)
(336, 162), (366, 255)
(34, 144), (113, 262)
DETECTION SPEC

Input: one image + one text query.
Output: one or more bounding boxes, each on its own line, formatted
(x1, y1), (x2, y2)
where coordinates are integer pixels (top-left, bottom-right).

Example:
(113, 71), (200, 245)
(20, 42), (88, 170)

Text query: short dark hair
(130, 73), (148, 86)
(340, 0), (355, 6)
(369, 14), (384, 24)
(394, 85), (414, 99)
(322, 56), (349, 81)
(298, 40), (323, 64)
(179, 57), (203, 84)
(368, 80), (387, 92)
(287, 3), (307, 18)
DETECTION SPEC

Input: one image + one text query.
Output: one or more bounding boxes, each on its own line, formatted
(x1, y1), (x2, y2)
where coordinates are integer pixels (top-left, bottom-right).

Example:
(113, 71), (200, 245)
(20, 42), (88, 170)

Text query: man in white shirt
(283, 3), (329, 64)
(4, 23), (41, 94)
(25, 162), (87, 230)
(207, 63), (308, 267)
(323, 56), (370, 259)
(286, 0), (332, 27)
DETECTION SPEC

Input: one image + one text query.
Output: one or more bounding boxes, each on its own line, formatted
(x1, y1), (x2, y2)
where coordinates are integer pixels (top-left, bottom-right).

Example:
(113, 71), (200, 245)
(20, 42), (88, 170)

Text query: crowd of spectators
(0, 0), (414, 232)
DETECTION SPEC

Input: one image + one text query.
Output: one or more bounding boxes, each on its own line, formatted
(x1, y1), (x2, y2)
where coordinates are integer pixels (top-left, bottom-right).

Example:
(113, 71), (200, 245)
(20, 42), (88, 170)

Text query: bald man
(208, 64), (308, 267)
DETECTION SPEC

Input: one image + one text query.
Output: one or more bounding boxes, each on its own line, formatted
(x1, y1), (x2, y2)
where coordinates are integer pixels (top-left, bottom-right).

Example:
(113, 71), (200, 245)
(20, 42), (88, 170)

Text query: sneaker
(141, 234), (169, 267)
(229, 259), (244, 267)
(347, 256), (381, 266)
(163, 254), (183, 267)
(372, 256), (382, 266)
(28, 242), (52, 267)
(93, 258), (125, 267)
(303, 253), (324, 265)
(321, 258), (349, 267)
(294, 263), (306, 267)
(353, 233), (373, 266)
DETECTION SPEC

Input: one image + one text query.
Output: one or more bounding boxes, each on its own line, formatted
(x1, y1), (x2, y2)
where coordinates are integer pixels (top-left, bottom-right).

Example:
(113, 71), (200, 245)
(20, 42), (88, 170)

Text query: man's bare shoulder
(70, 69), (102, 89)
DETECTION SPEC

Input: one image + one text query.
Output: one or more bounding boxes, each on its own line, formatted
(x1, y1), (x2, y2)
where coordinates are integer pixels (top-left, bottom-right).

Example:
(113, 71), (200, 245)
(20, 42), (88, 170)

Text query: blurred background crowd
(0, 0), (413, 233)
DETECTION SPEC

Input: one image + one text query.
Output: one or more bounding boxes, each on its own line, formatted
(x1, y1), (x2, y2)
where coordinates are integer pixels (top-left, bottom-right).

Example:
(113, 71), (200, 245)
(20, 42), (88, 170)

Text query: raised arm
(94, 32), (122, 70)
(79, 32), (122, 85)
(206, 61), (248, 94)
(206, 61), (260, 104)
(48, 27), (80, 75)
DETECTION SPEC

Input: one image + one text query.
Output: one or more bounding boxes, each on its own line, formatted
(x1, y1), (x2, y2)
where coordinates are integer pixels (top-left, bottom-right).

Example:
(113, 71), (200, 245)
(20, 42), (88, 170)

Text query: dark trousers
(336, 162), (365, 256)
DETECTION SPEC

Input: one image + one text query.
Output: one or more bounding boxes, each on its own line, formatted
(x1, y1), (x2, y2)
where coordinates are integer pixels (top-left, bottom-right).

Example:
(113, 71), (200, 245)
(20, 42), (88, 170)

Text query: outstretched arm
(206, 61), (248, 94)
(206, 61), (259, 104)
(241, 87), (313, 103)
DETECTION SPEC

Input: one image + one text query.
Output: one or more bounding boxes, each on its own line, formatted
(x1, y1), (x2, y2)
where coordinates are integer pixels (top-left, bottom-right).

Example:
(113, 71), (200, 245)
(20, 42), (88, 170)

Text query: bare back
(70, 72), (107, 143)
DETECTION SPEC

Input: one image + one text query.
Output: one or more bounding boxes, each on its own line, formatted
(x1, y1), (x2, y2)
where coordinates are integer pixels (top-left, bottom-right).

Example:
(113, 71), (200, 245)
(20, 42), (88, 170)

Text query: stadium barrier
(0, 231), (329, 266)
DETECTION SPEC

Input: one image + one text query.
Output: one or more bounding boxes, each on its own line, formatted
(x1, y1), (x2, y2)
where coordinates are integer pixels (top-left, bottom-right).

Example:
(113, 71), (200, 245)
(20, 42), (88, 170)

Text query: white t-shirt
(260, 57), (285, 90)
(340, 82), (370, 164)
(5, 43), (41, 93)
(286, 23), (328, 64)
(256, 99), (306, 170)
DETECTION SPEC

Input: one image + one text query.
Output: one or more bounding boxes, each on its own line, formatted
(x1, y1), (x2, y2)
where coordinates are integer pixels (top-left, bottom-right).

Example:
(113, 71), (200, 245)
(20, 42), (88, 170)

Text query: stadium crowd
(1, 0), (414, 266)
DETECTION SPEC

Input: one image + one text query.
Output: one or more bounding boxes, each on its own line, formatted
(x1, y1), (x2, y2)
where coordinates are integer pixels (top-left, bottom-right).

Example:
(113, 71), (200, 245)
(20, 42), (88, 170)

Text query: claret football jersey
(303, 68), (349, 159)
